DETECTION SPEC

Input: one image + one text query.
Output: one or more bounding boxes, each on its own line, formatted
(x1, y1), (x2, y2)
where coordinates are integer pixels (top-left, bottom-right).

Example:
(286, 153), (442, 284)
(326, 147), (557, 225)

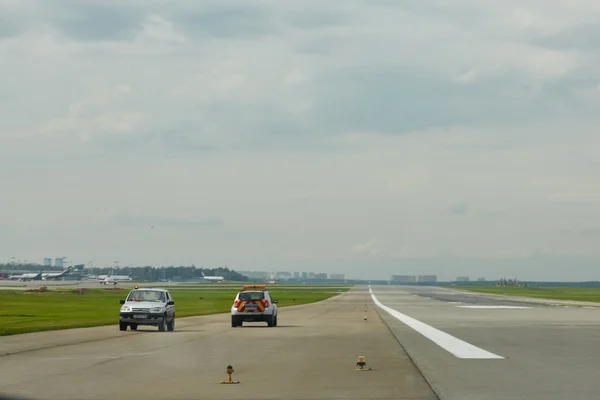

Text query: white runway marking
(369, 287), (503, 359)
(457, 305), (532, 309)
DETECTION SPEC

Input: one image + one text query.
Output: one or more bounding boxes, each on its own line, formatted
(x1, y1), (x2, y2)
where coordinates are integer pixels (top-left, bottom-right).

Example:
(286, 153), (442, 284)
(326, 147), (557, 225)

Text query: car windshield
(239, 292), (265, 301)
(127, 290), (165, 302)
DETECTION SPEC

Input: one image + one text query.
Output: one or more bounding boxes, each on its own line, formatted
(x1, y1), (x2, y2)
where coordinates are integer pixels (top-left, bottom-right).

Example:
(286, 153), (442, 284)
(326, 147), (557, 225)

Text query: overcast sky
(1, 0), (600, 280)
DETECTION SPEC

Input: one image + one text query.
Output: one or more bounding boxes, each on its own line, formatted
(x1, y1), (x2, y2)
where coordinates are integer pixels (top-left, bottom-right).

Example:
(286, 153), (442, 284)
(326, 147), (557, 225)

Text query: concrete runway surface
(0, 287), (437, 400)
(2, 285), (600, 400)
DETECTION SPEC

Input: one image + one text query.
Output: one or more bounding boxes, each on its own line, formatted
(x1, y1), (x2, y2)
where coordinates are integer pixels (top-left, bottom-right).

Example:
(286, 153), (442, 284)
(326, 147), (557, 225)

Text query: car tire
(130, 324), (138, 331)
(167, 316), (175, 331)
(119, 322), (127, 331)
(273, 314), (278, 327)
(231, 316), (240, 327)
(158, 317), (167, 332)
(267, 314), (274, 327)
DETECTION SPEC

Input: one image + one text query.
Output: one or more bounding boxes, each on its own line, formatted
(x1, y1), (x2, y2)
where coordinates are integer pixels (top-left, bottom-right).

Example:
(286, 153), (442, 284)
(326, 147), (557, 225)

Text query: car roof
(130, 288), (168, 292)
(239, 285), (268, 292)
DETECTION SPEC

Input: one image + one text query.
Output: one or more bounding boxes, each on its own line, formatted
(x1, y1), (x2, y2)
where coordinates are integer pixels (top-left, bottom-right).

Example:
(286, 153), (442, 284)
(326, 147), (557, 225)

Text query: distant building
(456, 276), (469, 282)
(313, 273), (328, 280)
(329, 274), (345, 280)
(238, 271), (269, 280)
(391, 275), (417, 283)
(293, 272), (300, 278)
(43, 258), (52, 267)
(301, 272), (308, 279)
(418, 275), (437, 283)
(477, 277), (485, 282)
(55, 258), (65, 267)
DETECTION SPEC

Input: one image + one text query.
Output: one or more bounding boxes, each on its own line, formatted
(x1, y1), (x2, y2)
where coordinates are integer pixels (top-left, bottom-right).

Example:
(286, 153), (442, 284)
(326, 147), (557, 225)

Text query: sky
(1, 0), (600, 281)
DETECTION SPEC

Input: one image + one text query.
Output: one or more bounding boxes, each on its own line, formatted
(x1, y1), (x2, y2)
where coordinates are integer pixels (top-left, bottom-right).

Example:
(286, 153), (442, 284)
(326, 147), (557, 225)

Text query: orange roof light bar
(242, 285), (266, 290)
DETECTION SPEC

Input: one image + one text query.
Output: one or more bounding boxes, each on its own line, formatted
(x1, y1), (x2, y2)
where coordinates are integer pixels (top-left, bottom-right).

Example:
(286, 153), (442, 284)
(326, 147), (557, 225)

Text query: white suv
(119, 287), (175, 332)
(231, 285), (278, 327)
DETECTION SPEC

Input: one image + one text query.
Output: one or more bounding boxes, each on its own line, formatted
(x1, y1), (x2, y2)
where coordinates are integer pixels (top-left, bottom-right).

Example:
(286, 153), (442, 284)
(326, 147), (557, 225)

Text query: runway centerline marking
(369, 287), (504, 360)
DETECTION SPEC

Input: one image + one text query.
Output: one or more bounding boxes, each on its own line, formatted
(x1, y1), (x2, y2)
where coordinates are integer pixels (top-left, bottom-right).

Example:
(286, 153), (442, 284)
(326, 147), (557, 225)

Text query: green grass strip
(0, 286), (350, 336)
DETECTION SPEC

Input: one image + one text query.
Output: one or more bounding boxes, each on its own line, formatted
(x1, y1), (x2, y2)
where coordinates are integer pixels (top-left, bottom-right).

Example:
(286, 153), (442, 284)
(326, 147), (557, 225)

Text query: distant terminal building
(312, 273), (328, 280)
(43, 258), (52, 267)
(456, 276), (469, 282)
(302, 272), (309, 279)
(477, 277), (485, 282)
(417, 275), (437, 283)
(391, 275), (417, 283)
(329, 274), (345, 280)
(55, 258), (65, 267)
(293, 272), (300, 278)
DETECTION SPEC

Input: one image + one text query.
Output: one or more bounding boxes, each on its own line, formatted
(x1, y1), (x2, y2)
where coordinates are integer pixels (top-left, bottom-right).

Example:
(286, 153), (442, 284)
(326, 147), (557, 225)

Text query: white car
(231, 285), (278, 327)
(119, 287), (175, 332)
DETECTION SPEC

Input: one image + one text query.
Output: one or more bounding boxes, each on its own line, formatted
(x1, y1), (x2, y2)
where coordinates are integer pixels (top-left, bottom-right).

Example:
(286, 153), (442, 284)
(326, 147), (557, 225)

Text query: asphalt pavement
(371, 285), (600, 400)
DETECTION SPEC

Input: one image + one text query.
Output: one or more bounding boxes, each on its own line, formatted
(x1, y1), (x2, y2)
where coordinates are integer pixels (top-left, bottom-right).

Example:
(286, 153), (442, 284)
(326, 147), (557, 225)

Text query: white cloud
(1, 0), (600, 280)
(138, 15), (187, 44)
(352, 239), (386, 256)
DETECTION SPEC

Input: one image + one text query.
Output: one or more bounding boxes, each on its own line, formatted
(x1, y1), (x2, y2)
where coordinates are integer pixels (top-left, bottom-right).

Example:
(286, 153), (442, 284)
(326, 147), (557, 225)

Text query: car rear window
(128, 290), (165, 302)
(239, 292), (265, 301)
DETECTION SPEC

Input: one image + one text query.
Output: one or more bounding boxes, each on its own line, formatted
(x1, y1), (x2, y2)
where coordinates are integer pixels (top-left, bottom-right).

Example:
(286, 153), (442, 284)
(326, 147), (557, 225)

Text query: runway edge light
(354, 355), (372, 371)
(220, 365), (240, 384)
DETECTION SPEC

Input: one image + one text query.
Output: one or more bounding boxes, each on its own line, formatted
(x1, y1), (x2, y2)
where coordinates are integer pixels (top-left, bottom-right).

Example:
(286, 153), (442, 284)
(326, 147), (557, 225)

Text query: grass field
(455, 286), (600, 303)
(0, 285), (350, 336)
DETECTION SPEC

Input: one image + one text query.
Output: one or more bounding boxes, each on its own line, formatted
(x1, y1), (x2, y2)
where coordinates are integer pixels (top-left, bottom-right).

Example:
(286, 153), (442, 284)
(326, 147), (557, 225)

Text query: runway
(0, 287), (436, 400)
(1, 285), (599, 400)
(372, 286), (600, 400)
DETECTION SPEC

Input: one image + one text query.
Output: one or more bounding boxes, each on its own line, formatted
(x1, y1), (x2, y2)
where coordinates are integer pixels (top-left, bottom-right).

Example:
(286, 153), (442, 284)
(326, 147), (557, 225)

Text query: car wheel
(130, 324), (138, 331)
(231, 316), (240, 327)
(267, 314), (274, 327)
(273, 315), (278, 327)
(167, 316), (175, 331)
(158, 317), (167, 332)
(119, 322), (127, 331)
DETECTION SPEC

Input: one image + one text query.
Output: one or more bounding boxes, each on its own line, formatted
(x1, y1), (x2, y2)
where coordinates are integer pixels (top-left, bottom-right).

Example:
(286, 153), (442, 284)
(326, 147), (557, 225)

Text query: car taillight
(263, 300), (269, 308)
(234, 300), (240, 307)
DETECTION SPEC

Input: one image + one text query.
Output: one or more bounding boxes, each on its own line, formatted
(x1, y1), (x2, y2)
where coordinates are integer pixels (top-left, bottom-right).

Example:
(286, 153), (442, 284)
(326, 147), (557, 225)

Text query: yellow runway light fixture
(220, 365), (240, 384)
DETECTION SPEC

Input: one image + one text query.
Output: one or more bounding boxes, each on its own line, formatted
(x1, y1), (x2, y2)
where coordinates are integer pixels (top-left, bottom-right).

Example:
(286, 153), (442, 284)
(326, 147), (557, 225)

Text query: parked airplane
(99, 272), (134, 285)
(201, 272), (224, 282)
(8, 270), (43, 281)
(42, 266), (73, 281)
